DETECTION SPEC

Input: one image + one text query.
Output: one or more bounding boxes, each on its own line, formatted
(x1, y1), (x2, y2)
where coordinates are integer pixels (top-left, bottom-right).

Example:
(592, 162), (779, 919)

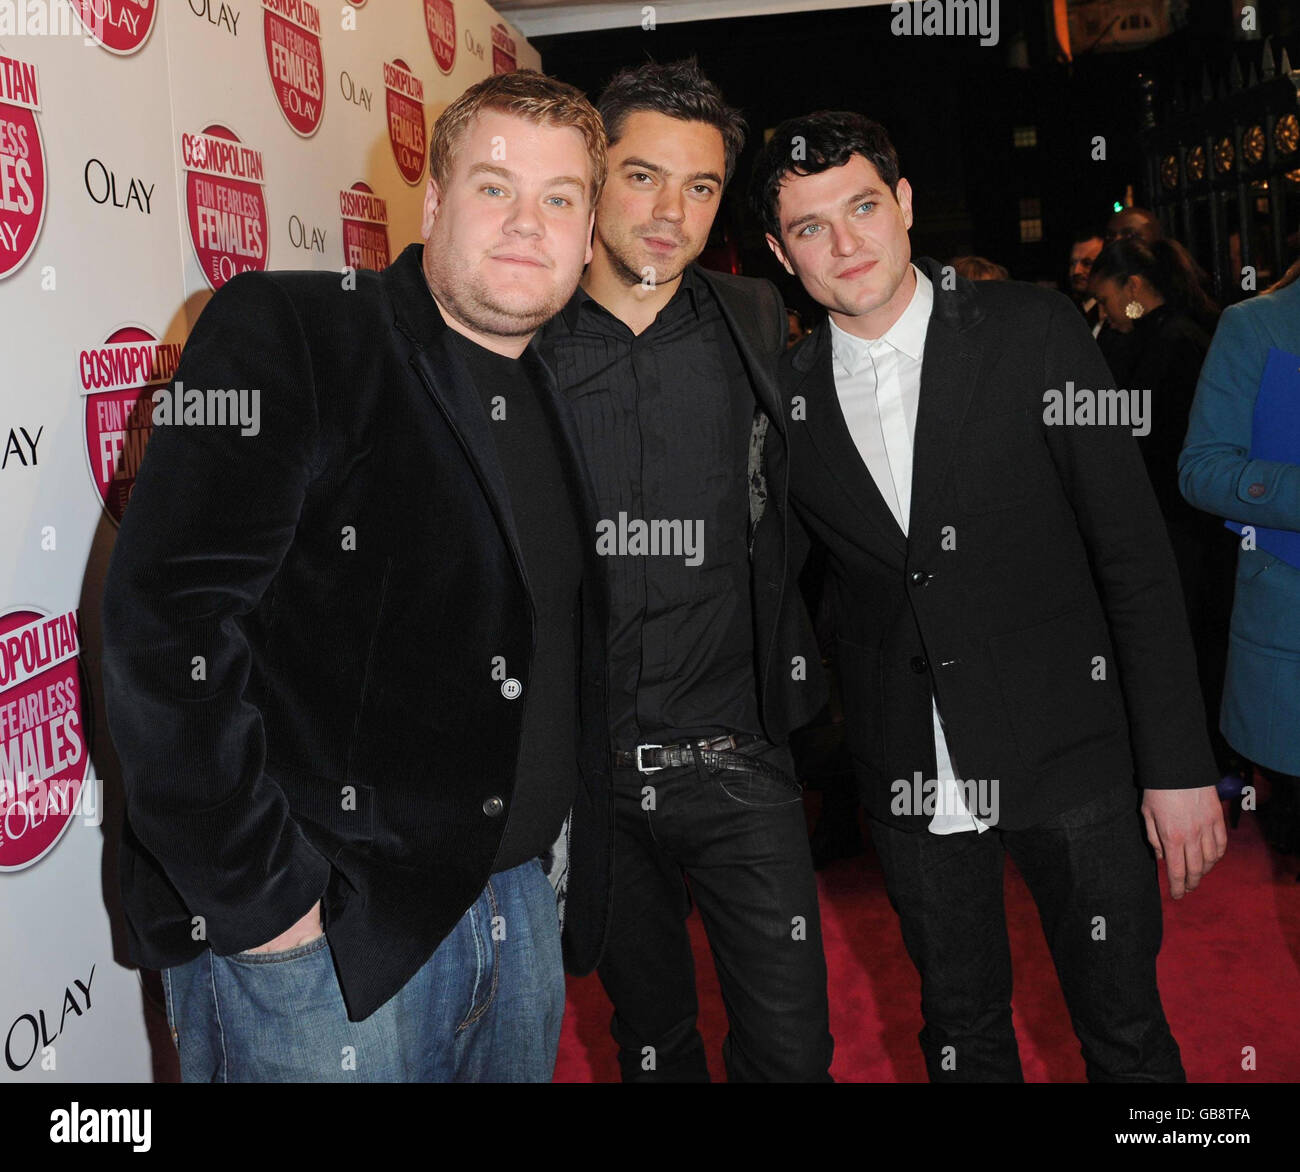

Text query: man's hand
(1140, 787), (1227, 899)
(245, 900), (323, 954)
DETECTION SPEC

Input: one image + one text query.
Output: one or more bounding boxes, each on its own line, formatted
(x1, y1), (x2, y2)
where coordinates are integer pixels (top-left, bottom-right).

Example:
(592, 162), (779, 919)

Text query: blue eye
(798, 223), (822, 237)
(855, 201), (875, 214)
(482, 185), (505, 197)
(546, 196), (571, 207)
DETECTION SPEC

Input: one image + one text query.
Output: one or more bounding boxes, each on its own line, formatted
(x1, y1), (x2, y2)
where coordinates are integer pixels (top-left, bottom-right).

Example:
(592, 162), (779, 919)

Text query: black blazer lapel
(384, 244), (529, 590)
(791, 319), (908, 566)
(693, 265), (786, 434)
(907, 257), (985, 537)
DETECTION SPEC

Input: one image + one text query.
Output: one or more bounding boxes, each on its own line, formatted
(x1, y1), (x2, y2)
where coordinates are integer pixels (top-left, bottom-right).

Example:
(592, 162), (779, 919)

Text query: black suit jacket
(782, 257), (1216, 831)
(541, 264), (827, 745)
(101, 242), (613, 1022)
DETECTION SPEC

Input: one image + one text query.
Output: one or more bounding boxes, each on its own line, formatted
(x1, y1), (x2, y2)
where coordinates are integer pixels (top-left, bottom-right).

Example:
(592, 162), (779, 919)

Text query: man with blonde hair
(103, 71), (610, 1083)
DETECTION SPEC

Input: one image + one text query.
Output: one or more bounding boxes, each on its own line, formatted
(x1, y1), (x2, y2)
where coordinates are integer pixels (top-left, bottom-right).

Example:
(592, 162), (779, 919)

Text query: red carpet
(554, 804), (1300, 1082)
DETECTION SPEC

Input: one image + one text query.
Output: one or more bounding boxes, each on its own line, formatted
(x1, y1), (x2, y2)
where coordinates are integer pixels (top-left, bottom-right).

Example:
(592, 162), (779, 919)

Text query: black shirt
(445, 328), (584, 873)
(540, 266), (760, 750)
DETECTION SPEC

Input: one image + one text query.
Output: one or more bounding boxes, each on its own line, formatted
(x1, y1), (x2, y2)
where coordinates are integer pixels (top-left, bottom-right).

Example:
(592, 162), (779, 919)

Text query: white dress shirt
(828, 265), (987, 835)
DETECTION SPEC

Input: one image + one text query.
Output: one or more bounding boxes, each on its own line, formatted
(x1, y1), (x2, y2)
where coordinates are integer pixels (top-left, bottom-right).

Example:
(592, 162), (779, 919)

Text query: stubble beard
(601, 222), (694, 289)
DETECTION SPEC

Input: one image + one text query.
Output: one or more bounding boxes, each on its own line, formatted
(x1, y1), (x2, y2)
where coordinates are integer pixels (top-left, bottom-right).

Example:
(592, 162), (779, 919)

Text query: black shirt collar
(559, 263), (703, 334)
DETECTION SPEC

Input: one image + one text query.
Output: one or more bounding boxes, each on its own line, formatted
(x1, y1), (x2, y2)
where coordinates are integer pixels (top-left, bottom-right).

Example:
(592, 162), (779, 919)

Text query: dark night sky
(532, 0), (1297, 313)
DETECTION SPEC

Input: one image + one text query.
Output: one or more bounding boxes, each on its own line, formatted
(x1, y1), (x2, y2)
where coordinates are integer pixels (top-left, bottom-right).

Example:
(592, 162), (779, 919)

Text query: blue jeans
(162, 857), (565, 1082)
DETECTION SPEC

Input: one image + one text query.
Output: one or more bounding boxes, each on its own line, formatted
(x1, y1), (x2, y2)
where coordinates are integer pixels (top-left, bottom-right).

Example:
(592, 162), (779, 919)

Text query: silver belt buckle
(635, 743), (663, 774)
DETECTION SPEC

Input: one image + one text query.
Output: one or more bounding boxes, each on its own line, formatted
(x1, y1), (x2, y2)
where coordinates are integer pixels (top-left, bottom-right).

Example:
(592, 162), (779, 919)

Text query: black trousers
(868, 783), (1185, 1083)
(596, 740), (834, 1082)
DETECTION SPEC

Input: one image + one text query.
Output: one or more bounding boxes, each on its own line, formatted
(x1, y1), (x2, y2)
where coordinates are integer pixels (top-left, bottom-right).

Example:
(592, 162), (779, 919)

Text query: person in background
(1089, 237), (1235, 785)
(1179, 258), (1300, 864)
(951, 255), (1008, 281)
(1067, 229), (1104, 333)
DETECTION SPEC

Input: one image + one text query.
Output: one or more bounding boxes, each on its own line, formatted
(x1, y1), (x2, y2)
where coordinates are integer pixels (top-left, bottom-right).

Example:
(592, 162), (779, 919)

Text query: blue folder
(1224, 347), (1300, 568)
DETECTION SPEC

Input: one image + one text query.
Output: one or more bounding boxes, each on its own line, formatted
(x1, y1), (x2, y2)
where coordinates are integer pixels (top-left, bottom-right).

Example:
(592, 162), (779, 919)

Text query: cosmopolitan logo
(0, 53), (46, 279)
(424, 0), (455, 75)
(340, 181), (388, 271)
(0, 611), (79, 691)
(79, 337), (182, 392)
(262, 0), (320, 30)
(0, 606), (87, 871)
(596, 513), (703, 566)
(384, 58), (426, 185)
(80, 326), (182, 523)
(262, 0), (324, 136)
(490, 22), (515, 74)
(181, 125), (269, 290)
(181, 131), (265, 182)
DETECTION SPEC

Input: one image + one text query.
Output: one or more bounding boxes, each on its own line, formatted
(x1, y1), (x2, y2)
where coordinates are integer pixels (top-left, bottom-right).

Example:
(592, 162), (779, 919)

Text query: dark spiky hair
(749, 110), (900, 240)
(596, 58), (746, 185)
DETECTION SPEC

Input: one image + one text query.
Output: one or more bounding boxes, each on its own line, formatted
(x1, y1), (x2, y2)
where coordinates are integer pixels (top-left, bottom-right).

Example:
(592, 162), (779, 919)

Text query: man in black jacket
(540, 61), (832, 1082)
(750, 111), (1226, 1082)
(101, 71), (610, 1082)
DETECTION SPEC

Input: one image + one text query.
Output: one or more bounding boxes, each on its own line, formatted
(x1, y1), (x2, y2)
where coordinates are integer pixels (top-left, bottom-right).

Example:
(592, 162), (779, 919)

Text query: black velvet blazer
(102, 243), (612, 1022)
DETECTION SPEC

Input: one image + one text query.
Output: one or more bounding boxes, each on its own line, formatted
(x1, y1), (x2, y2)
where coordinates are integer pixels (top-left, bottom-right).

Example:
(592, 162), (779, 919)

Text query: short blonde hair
(428, 70), (607, 205)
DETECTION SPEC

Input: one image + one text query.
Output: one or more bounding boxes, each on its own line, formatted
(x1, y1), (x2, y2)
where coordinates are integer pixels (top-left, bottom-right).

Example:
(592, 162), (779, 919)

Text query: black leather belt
(614, 734), (795, 786)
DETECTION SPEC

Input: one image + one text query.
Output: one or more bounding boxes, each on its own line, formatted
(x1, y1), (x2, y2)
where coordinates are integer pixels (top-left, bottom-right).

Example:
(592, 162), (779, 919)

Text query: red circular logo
(340, 181), (389, 272)
(384, 59), (426, 186)
(0, 607), (88, 872)
(0, 55), (47, 281)
(81, 325), (183, 525)
(425, 0), (456, 75)
(75, 0), (158, 56)
(182, 124), (269, 291)
(491, 23), (517, 75)
(262, 0), (325, 138)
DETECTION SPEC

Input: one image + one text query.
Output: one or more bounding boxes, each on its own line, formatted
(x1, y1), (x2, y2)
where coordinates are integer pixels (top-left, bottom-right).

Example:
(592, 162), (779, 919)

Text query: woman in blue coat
(1179, 261), (1300, 852)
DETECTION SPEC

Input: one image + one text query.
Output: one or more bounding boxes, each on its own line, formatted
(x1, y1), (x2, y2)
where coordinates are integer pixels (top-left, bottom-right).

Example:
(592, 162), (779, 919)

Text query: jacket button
(1247, 482), (1266, 498)
(501, 678), (522, 700)
(910, 656), (929, 673)
(909, 570), (931, 586)
(482, 796), (504, 817)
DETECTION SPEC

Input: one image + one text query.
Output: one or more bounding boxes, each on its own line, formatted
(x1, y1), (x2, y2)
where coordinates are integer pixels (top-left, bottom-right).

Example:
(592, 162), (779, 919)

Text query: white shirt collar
(829, 264), (933, 373)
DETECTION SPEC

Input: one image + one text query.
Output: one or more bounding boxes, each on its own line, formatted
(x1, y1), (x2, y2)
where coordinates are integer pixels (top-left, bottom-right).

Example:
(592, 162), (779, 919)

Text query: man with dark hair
(540, 59), (833, 1082)
(102, 71), (611, 1083)
(1068, 228), (1104, 333)
(749, 110), (1225, 1082)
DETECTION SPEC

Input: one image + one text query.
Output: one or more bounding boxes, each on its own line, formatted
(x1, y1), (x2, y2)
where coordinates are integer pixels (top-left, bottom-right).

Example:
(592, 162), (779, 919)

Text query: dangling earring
(1125, 299), (1145, 320)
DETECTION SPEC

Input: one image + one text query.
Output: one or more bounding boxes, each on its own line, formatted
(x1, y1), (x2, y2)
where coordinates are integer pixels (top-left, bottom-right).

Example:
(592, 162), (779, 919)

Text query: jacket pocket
(1231, 549), (1300, 655)
(268, 762), (375, 846)
(989, 607), (1125, 773)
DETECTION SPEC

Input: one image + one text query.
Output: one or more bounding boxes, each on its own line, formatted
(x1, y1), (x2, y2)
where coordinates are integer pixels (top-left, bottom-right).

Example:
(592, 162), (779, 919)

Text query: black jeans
(869, 784), (1185, 1083)
(596, 740), (834, 1082)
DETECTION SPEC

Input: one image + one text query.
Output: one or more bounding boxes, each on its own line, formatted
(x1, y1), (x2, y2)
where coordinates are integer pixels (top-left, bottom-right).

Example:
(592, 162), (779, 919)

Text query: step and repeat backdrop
(0, 0), (539, 1082)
